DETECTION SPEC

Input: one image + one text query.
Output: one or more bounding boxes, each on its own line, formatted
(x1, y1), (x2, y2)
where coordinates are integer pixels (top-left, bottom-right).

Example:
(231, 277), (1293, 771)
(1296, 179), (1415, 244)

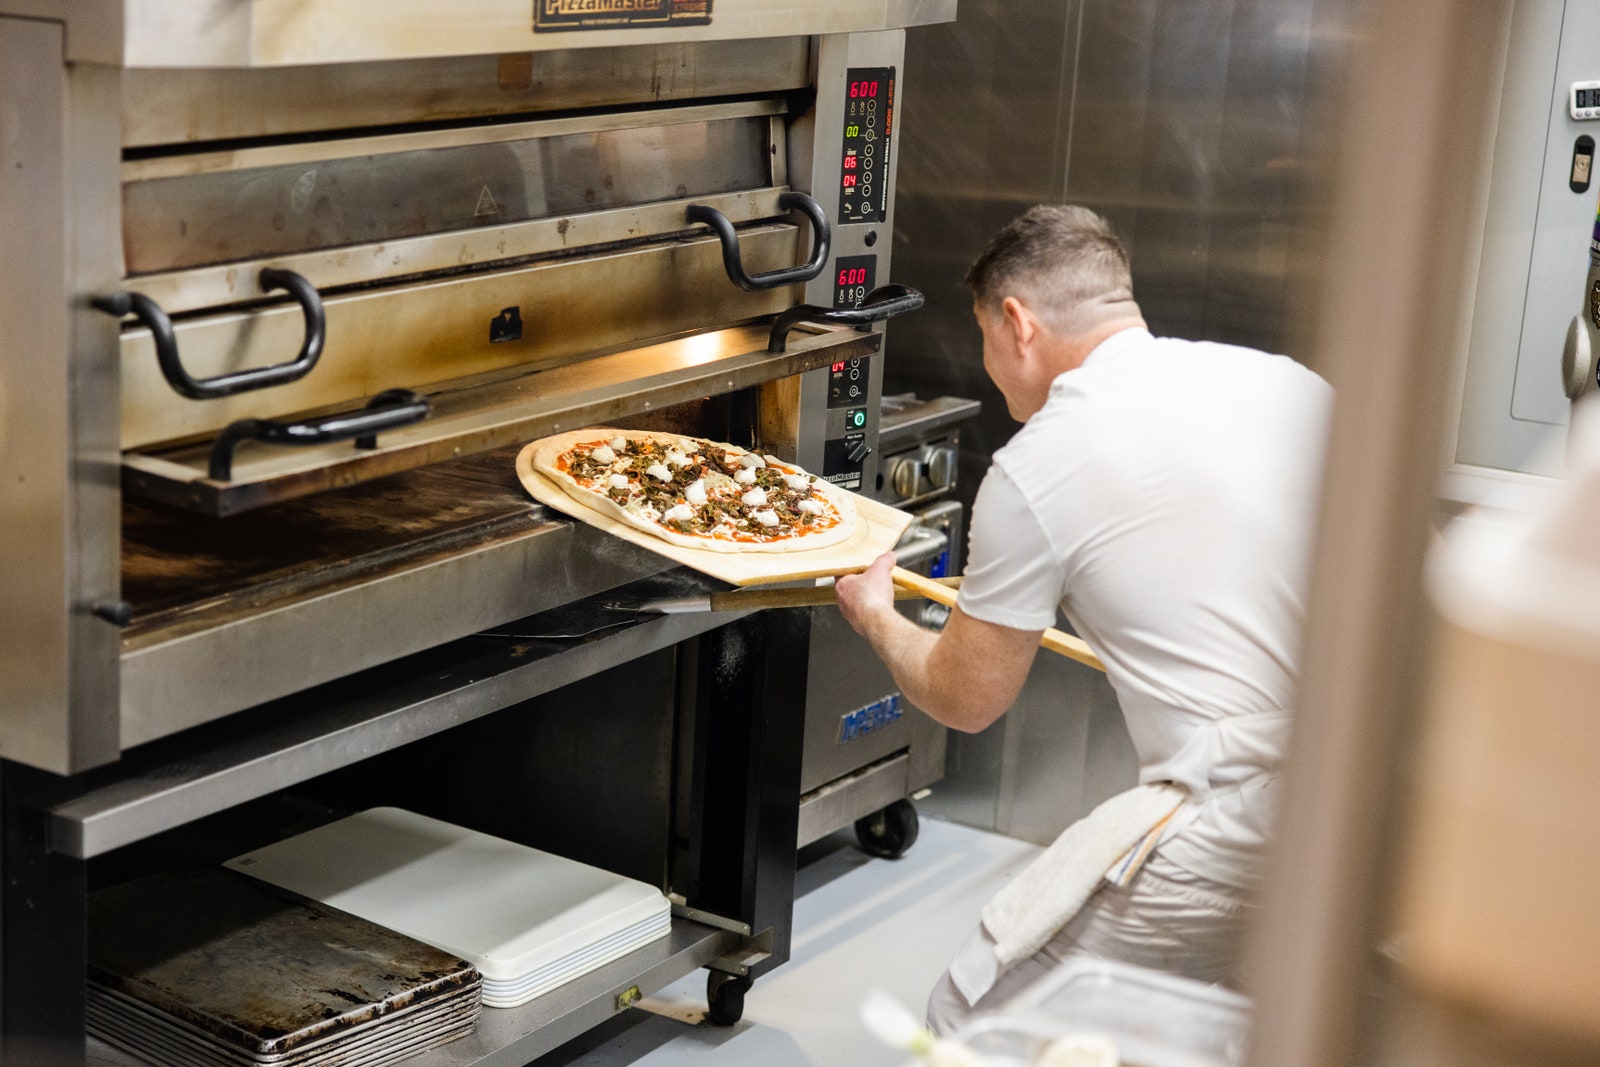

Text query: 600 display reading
(833, 255), (877, 310)
(838, 67), (894, 224)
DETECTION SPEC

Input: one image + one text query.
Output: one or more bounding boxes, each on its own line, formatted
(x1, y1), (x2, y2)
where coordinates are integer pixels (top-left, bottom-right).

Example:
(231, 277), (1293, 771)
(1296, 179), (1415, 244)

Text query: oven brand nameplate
(838, 694), (903, 744)
(535, 0), (712, 32)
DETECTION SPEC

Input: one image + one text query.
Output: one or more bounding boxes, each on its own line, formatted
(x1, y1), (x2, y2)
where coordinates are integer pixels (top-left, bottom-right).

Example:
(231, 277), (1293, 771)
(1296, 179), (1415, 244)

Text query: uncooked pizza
(531, 429), (857, 553)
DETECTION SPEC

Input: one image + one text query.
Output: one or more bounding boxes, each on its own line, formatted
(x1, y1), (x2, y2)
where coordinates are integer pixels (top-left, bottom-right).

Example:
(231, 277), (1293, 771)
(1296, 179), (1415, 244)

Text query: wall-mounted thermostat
(1572, 80), (1600, 120)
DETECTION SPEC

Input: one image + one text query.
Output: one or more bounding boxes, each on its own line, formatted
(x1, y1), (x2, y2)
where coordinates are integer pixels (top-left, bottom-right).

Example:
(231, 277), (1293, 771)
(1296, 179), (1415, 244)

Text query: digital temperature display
(838, 67), (895, 224)
(833, 255), (877, 310)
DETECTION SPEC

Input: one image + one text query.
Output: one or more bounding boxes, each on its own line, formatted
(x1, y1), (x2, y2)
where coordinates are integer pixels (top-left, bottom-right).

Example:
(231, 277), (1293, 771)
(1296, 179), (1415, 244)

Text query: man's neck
(1057, 316), (1147, 374)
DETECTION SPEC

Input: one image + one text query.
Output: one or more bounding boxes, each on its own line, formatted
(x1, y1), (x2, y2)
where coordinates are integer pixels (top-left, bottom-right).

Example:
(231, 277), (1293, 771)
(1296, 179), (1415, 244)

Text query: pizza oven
(0, 4), (953, 1062)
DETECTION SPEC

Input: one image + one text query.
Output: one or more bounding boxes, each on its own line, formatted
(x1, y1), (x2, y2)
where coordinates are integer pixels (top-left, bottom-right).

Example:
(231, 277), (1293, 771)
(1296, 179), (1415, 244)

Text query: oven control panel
(822, 356), (871, 490)
(838, 67), (895, 224)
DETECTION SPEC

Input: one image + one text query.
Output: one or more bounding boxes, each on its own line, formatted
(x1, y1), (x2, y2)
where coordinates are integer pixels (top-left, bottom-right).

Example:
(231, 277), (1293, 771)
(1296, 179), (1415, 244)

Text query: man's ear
(1000, 296), (1038, 353)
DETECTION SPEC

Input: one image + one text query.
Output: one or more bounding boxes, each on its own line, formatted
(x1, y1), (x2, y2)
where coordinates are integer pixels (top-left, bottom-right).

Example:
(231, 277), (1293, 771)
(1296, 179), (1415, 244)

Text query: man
(835, 205), (1332, 1033)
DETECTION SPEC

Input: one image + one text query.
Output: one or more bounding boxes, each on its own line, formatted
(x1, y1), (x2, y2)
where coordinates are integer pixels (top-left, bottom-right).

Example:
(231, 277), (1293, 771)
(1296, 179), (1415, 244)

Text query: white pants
(925, 853), (1251, 1037)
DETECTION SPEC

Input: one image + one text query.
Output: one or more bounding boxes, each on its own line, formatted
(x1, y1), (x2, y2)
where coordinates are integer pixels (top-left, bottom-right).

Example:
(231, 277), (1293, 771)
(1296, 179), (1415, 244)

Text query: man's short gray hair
(963, 205), (1136, 332)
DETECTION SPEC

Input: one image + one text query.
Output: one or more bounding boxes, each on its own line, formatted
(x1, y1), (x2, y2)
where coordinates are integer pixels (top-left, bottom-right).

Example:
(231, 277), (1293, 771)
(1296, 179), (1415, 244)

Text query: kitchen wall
(889, 0), (1359, 842)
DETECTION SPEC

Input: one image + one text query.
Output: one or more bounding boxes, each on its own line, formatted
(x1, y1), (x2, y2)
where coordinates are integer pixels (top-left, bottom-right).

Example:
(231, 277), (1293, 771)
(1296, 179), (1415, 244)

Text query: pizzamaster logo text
(544, 0), (666, 14)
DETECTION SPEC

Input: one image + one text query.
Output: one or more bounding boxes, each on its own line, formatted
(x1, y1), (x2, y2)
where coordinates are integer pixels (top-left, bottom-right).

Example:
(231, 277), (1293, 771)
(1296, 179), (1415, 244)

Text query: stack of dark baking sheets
(87, 869), (481, 1067)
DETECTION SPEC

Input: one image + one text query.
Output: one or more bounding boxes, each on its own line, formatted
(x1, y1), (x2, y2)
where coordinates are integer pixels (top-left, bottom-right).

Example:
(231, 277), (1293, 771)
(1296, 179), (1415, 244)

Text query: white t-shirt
(957, 328), (1332, 888)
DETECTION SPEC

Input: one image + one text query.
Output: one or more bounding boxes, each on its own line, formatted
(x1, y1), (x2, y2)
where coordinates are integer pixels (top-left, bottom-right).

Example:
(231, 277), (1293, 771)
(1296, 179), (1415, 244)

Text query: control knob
(890, 457), (923, 501)
(924, 444), (958, 492)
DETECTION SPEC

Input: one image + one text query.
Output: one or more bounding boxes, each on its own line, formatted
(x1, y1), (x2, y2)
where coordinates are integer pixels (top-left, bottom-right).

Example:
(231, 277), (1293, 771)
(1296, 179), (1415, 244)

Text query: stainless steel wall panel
(890, 0), (1355, 842)
(998, 643), (1138, 845)
(0, 21), (122, 774)
(886, 0), (1079, 474)
(1069, 0), (1322, 352)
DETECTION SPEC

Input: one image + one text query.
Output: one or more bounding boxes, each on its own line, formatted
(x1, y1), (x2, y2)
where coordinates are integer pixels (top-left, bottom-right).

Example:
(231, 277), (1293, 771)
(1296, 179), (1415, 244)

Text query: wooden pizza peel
(513, 438), (1104, 670)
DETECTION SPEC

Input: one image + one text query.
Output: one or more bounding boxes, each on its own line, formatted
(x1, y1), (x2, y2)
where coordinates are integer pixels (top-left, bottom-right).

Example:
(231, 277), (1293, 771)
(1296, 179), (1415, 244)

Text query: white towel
(952, 783), (1187, 1005)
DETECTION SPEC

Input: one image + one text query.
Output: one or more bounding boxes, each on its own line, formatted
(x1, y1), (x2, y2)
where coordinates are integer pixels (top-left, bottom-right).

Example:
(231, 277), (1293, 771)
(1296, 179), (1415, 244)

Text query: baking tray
(87, 869), (481, 1066)
(88, 988), (478, 1067)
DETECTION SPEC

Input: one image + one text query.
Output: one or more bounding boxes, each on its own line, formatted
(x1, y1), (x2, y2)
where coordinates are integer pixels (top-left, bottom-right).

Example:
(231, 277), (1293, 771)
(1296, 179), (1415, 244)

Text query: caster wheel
(706, 971), (752, 1026)
(855, 798), (920, 859)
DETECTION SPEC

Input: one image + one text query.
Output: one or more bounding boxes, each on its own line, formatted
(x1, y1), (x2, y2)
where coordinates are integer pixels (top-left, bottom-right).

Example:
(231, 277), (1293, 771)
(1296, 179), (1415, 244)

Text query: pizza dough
(531, 428), (857, 554)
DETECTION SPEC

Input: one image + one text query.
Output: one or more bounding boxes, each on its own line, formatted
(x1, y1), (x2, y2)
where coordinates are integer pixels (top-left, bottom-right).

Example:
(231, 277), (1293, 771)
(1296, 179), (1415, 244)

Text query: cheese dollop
(608, 435), (628, 452)
(607, 474), (631, 490)
(684, 479), (707, 506)
(733, 467), (757, 485)
(646, 463), (672, 482)
(738, 453), (765, 469)
(741, 487), (768, 507)
(663, 504), (694, 523)
(752, 509), (780, 527)
(590, 444), (616, 464)
(797, 499), (825, 515)
(783, 473), (811, 492)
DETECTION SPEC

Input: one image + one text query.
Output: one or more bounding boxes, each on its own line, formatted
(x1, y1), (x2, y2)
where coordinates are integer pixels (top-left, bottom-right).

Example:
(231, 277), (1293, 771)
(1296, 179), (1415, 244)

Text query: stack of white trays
(225, 807), (673, 1009)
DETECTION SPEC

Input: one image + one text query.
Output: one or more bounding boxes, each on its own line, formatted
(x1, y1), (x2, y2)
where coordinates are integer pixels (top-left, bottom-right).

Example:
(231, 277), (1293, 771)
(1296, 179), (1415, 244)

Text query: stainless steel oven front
(0, 4), (955, 1062)
(1, 1), (952, 774)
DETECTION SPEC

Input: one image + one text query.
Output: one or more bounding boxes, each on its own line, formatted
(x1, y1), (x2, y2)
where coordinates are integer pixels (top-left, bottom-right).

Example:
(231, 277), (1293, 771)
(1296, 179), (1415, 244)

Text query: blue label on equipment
(838, 693), (903, 744)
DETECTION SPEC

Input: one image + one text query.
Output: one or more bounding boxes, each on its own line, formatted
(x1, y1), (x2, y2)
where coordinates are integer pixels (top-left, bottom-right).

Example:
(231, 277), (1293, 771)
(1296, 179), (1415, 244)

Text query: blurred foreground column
(1242, 1), (1520, 1065)
(1385, 398), (1600, 1065)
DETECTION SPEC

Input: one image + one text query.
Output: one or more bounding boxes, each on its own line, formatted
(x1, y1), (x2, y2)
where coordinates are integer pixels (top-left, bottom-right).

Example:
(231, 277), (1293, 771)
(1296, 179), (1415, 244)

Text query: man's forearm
(855, 603), (941, 712)
(853, 605), (1003, 732)
(834, 551), (1038, 732)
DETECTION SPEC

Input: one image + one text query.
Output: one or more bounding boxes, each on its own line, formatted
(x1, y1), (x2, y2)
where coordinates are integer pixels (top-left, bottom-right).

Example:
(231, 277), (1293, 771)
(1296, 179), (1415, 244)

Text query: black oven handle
(207, 389), (430, 481)
(766, 283), (926, 353)
(92, 267), (327, 400)
(687, 191), (831, 291)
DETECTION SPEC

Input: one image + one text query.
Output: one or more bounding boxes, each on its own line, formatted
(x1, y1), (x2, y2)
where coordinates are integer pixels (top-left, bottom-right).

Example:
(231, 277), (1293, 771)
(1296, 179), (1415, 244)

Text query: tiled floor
(535, 817), (1039, 1067)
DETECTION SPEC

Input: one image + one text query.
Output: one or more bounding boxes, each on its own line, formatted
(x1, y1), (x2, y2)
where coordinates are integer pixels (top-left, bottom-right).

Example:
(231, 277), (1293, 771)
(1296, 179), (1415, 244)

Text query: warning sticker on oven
(534, 0), (711, 31)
